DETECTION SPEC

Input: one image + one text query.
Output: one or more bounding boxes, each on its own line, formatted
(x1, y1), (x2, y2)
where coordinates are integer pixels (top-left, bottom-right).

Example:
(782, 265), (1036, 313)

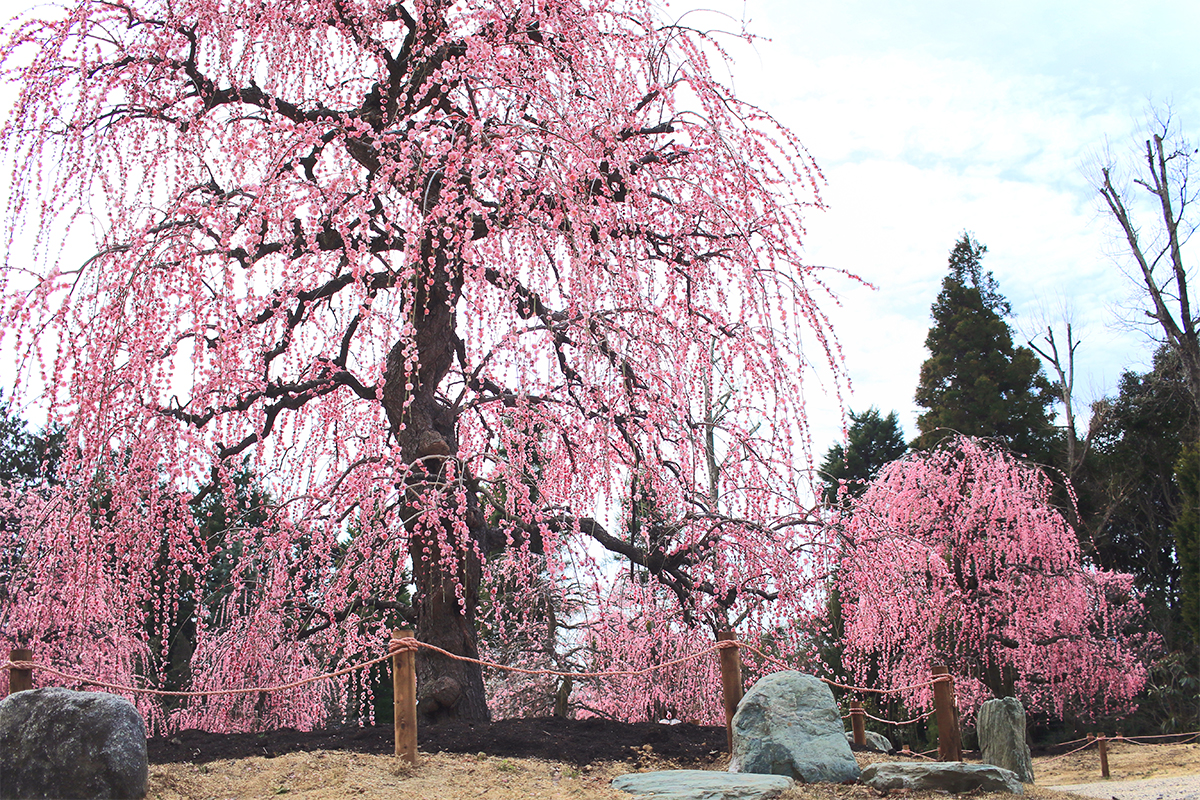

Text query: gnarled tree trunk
(381, 244), (490, 723)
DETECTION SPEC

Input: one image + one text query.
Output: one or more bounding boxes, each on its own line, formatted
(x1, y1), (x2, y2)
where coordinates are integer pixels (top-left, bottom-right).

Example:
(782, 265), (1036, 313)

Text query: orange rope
(387, 636), (729, 679)
(0, 635), (953, 702)
(859, 708), (934, 726)
(897, 748), (937, 761)
(731, 641), (950, 695)
(1035, 731), (1200, 760)
(1114, 731), (1200, 744)
(1037, 738), (1099, 764)
(9, 637), (1200, 758)
(1049, 736), (1091, 747)
(842, 705), (930, 727)
(3, 655), (395, 698)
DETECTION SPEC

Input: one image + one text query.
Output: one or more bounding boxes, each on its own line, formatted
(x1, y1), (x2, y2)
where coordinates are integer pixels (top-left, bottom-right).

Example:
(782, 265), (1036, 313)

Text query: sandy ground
(1052, 775), (1200, 800)
(1036, 741), (1200, 785)
(1035, 740), (1200, 800)
(146, 740), (1200, 800)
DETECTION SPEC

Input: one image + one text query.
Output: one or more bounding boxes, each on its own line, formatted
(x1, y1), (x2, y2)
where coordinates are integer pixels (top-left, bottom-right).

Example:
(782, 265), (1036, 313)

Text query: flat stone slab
(861, 762), (1024, 794)
(613, 770), (795, 800)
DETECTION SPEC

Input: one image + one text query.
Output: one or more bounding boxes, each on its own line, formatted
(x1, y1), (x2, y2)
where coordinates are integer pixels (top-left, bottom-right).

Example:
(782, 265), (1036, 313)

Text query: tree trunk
(380, 242), (490, 723)
(408, 523), (491, 722)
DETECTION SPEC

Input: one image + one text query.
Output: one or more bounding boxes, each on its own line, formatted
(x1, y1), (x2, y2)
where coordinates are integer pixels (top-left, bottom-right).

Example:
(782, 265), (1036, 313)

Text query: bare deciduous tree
(1095, 112), (1200, 412)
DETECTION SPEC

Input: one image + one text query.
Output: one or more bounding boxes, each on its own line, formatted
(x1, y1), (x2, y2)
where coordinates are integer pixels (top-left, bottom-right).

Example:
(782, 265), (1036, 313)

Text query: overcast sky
(671, 0), (1200, 453)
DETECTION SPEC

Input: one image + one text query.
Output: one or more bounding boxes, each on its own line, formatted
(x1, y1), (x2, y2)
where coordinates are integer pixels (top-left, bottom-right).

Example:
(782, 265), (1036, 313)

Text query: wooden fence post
(1098, 734), (1109, 778)
(716, 631), (743, 753)
(931, 665), (962, 762)
(850, 701), (866, 746)
(392, 628), (418, 764)
(8, 648), (32, 696)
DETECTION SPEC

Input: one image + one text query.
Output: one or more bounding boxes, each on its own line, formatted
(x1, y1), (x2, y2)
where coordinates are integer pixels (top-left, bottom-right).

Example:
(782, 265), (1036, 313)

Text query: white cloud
(668, 0), (1199, 452)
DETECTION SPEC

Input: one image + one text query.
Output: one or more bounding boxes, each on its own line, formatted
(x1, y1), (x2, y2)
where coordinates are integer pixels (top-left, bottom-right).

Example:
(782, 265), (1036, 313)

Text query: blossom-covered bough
(0, 0), (848, 729)
(830, 436), (1152, 720)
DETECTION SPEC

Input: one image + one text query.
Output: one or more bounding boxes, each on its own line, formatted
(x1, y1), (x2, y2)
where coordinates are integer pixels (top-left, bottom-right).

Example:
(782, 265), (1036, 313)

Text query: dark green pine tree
(1078, 347), (1195, 642)
(914, 234), (1055, 461)
(1173, 443), (1199, 643)
(0, 394), (65, 489)
(816, 408), (907, 689)
(1078, 347), (1198, 730)
(819, 407), (907, 506)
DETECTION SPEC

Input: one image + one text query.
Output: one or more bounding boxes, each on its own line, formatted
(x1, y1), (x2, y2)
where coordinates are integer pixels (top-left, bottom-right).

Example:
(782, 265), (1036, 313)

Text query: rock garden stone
(860, 762), (1024, 794)
(977, 697), (1034, 783)
(728, 670), (860, 783)
(0, 686), (148, 800)
(845, 729), (893, 753)
(612, 770), (794, 800)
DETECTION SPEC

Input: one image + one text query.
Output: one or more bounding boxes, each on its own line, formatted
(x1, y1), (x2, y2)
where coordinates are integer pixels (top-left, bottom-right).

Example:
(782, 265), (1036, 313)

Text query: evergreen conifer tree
(1079, 347), (1194, 632)
(819, 408), (907, 506)
(816, 407), (907, 687)
(1173, 444), (1199, 643)
(914, 234), (1055, 460)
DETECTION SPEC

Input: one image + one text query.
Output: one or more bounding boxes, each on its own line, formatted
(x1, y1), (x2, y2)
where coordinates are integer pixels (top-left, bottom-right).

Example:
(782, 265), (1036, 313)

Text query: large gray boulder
(0, 687), (148, 800)
(845, 729), (894, 753)
(977, 697), (1034, 783)
(860, 762), (1023, 794)
(728, 671), (860, 783)
(612, 770), (794, 800)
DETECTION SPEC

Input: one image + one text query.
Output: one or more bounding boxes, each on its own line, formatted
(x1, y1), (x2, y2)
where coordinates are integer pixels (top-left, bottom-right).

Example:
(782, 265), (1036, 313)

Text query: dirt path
(147, 750), (1093, 800)
(1036, 741), (1200, 785)
(144, 728), (1200, 800)
(1034, 741), (1200, 800)
(1053, 775), (1200, 800)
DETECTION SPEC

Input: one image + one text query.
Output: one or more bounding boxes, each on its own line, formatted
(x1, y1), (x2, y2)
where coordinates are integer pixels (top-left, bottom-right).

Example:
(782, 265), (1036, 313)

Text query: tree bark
(1098, 127), (1200, 416)
(381, 243), (490, 723)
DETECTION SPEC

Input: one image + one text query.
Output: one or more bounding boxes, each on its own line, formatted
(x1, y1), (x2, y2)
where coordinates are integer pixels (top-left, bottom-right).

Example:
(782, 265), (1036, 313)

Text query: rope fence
(1037, 737), (1102, 765)
(1, 654), (396, 698)
(6, 635), (1194, 776)
(2, 637), (948, 700)
(2, 633), (961, 764)
(861, 708), (935, 726)
(1033, 729), (1200, 781)
(1114, 731), (1200, 745)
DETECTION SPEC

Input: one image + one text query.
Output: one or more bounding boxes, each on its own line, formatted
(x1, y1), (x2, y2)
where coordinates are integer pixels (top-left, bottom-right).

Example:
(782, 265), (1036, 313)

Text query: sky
(667, 0), (1200, 453)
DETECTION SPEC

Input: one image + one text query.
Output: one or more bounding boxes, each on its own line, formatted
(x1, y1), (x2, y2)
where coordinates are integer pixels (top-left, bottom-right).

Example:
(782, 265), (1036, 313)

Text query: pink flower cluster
(831, 436), (1153, 720)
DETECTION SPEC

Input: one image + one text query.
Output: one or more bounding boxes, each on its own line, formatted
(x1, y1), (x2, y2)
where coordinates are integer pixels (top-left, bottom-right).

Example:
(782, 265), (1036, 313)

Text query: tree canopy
(818, 407), (907, 506)
(1075, 347), (1196, 649)
(1173, 444), (1200, 644)
(0, 0), (847, 727)
(914, 234), (1055, 460)
(832, 435), (1150, 720)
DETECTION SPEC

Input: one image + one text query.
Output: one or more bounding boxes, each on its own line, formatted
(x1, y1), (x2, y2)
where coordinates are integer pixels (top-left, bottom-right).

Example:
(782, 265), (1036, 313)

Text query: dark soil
(148, 717), (727, 767)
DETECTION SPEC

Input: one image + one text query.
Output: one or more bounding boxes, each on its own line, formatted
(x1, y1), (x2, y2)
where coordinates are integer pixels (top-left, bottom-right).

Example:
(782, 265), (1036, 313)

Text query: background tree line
(820, 207), (1199, 736)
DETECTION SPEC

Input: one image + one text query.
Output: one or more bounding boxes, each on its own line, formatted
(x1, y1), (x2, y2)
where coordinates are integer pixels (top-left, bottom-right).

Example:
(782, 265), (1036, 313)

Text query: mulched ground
(148, 717), (728, 767)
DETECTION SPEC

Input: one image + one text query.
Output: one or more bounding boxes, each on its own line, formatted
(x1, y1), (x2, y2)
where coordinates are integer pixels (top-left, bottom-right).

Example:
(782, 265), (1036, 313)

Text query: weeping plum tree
(831, 436), (1151, 719)
(0, 0), (847, 726)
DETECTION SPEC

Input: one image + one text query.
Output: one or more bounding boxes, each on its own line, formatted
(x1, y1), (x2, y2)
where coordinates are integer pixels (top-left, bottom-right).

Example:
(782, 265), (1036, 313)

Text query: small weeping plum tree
(0, 0), (848, 727)
(831, 436), (1152, 720)
(574, 579), (723, 724)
